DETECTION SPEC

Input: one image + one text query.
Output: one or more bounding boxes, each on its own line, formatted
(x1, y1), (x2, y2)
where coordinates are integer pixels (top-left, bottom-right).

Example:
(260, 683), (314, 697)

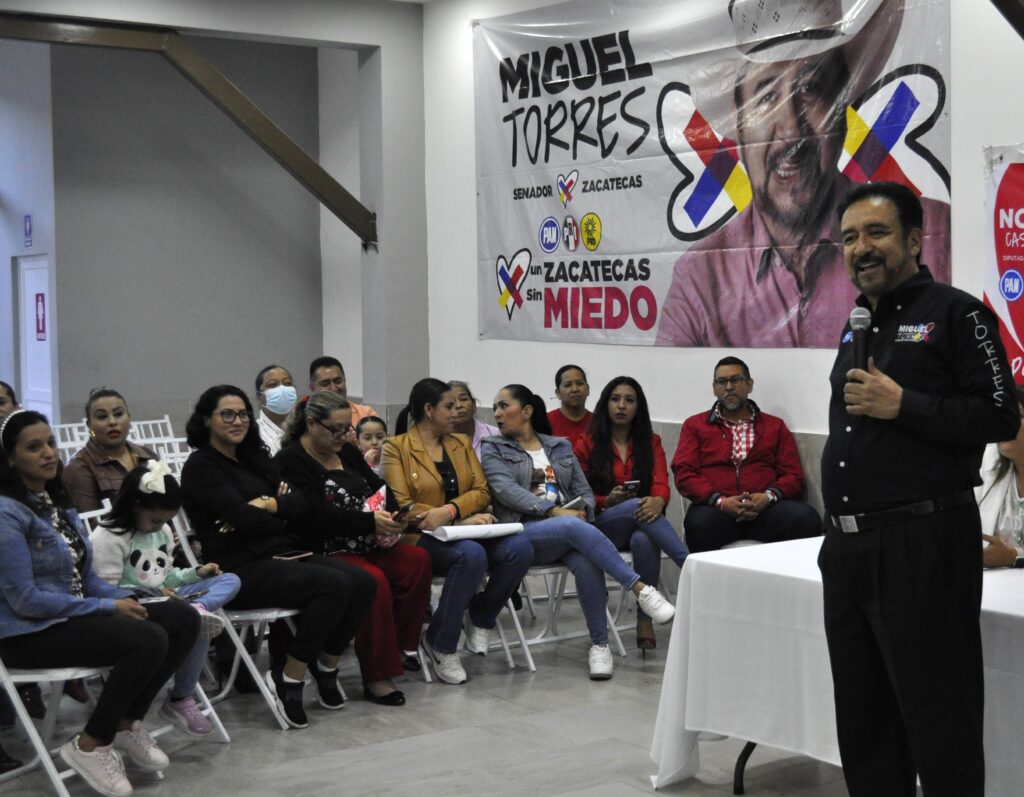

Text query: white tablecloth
(650, 537), (1024, 794)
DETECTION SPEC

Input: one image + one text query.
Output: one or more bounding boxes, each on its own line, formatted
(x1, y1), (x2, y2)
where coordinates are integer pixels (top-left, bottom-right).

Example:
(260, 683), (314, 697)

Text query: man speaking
(819, 182), (1019, 795)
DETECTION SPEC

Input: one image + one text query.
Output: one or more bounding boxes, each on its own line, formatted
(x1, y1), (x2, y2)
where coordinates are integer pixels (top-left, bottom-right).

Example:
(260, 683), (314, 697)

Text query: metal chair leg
(733, 740), (757, 795)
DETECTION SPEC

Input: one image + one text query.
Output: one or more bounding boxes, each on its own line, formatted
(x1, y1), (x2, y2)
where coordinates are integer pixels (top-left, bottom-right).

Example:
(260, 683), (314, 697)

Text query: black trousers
(684, 499), (822, 553)
(227, 555), (376, 665)
(818, 503), (984, 797)
(0, 601), (199, 744)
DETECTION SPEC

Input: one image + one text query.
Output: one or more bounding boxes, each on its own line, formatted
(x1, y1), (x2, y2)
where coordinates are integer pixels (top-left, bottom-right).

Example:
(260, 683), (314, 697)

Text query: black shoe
(264, 669), (308, 729)
(401, 653), (421, 672)
(362, 686), (406, 706)
(16, 684), (45, 720)
(510, 587), (523, 612)
(312, 663), (345, 711)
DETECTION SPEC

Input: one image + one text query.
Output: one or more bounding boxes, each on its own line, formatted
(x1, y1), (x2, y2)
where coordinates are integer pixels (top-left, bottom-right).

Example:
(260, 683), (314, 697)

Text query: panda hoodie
(89, 525), (202, 590)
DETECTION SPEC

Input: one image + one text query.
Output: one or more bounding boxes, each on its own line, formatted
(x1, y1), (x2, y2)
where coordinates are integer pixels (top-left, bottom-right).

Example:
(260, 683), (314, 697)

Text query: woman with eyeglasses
(382, 378), (533, 686)
(574, 376), (688, 653)
(0, 409), (199, 796)
(180, 385), (376, 729)
(63, 387), (159, 512)
(275, 392), (431, 706)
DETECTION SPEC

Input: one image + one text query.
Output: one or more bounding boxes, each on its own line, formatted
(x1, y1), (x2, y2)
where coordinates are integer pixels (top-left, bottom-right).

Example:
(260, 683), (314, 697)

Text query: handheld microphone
(849, 307), (872, 371)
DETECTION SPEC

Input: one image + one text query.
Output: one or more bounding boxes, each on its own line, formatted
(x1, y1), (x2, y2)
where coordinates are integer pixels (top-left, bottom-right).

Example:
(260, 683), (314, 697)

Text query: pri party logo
(496, 248), (531, 320)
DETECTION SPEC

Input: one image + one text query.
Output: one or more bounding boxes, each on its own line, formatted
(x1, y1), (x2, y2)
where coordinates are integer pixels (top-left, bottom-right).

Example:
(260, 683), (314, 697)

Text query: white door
(16, 255), (53, 420)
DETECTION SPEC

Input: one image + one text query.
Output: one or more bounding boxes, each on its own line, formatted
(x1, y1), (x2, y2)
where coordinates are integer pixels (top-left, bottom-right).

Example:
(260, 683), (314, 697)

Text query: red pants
(332, 544), (432, 682)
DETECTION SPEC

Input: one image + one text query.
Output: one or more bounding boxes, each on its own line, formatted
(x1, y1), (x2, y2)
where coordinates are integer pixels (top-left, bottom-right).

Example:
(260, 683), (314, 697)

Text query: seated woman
(63, 388), (158, 512)
(978, 386), (1024, 568)
(275, 392), (431, 706)
(0, 410), (199, 797)
(254, 364), (297, 456)
(180, 385), (376, 729)
(480, 384), (675, 680)
(448, 380), (498, 457)
(382, 378), (533, 685)
(0, 380), (17, 421)
(575, 377), (688, 653)
(91, 461), (242, 736)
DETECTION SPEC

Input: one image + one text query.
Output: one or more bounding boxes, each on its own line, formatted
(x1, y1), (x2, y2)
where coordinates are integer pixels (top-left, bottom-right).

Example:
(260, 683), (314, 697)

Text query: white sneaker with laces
(636, 585), (675, 625)
(588, 644), (614, 680)
(193, 605), (226, 640)
(463, 613), (490, 656)
(60, 736), (133, 797)
(421, 633), (467, 684)
(113, 721), (169, 771)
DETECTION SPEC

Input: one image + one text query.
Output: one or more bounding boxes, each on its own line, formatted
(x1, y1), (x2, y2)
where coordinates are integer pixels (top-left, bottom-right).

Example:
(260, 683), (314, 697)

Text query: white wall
(424, 0), (1013, 435)
(0, 40), (56, 405)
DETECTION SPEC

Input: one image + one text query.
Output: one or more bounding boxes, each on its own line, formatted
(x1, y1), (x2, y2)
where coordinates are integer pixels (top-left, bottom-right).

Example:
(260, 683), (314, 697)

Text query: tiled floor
(1, 599), (861, 796)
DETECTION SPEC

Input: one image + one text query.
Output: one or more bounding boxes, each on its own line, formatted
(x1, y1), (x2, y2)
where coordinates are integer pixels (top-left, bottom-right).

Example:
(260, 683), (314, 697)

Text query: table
(650, 537), (1024, 794)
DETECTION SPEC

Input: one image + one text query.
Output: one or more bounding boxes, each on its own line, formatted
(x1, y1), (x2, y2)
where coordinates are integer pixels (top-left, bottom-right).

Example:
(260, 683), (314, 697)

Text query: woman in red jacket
(575, 376), (688, 652)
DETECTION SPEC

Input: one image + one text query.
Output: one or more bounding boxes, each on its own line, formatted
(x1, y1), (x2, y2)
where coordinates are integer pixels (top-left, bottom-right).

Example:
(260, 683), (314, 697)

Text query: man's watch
(766, 491), (779, 505)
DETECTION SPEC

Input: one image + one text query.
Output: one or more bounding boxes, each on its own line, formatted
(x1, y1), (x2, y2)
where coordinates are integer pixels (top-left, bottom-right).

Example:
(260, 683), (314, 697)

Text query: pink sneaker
(192, 604), (225, 640)
(158, 696), (214, 737)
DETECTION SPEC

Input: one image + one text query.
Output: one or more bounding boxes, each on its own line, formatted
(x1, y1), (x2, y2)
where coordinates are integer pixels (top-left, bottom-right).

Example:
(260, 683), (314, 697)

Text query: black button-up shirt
(821, 266), (1020, 516)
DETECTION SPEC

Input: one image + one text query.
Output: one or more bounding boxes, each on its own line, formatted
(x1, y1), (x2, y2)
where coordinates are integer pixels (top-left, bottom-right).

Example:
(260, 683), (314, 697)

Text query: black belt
(829, 490), (976, 533)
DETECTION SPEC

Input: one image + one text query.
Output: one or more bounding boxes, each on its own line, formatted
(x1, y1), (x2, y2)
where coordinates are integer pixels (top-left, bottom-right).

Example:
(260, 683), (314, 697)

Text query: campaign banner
(984, 145), (1024, 383)
(475, 0), (951, 348)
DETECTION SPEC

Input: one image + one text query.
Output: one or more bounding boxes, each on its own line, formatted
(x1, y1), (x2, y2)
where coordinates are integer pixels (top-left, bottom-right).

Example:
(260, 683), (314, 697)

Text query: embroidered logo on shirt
(842, 330), (853, 344)
(895, 322), (935, 343)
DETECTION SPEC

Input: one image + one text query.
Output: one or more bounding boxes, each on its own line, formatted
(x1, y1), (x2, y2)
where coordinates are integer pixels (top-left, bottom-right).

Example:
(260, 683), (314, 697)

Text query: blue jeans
(595, 498), (689, 620)
(522, 515), (641, 646)
(170, 573), (241, 699)
(418, 534), (533, 653)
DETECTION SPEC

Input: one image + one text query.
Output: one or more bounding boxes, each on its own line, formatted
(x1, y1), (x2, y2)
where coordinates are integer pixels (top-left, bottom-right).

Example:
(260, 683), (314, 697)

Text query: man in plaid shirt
(672, 357), (821, 552)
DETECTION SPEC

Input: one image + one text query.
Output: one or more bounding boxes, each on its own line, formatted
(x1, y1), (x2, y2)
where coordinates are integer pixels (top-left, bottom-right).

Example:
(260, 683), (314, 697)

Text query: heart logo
(495, 249), (532, 320)
(557, 170), (579, 206)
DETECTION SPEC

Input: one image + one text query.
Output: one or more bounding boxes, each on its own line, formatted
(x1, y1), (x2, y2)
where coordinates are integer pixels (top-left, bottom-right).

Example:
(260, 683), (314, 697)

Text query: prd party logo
(538, 217), (560, 254)
(557, 170), (578, 206)
(562, 216), (580, 252)
(496, 248), (531, 320)
(581, 212), (602, 252)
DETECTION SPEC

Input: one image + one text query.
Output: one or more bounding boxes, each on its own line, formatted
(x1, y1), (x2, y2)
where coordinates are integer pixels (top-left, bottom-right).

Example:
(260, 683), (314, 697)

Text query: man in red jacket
(673, 357), (821, 552)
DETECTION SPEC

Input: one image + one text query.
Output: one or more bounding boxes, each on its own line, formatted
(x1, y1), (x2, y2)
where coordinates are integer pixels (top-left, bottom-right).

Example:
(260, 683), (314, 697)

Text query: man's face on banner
(735, 50), (849, 236)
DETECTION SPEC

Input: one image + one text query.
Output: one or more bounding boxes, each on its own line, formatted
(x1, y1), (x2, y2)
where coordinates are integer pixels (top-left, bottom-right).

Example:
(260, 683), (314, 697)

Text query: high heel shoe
(637, 622), (657, 659)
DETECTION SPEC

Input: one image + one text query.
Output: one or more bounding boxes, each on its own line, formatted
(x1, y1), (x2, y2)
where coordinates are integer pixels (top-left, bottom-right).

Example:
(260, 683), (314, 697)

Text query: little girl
(91, 460), (241, 737)
(356, 416), (388, 474)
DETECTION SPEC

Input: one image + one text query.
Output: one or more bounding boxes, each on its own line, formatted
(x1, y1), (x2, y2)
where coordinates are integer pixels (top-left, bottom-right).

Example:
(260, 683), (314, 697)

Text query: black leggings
(227, 555), (376, 664)
(0, 601), (199, 744)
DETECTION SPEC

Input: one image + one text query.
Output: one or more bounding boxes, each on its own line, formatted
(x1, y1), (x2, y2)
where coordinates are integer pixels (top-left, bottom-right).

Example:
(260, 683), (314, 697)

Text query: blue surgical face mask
(263, 385), (297, 415)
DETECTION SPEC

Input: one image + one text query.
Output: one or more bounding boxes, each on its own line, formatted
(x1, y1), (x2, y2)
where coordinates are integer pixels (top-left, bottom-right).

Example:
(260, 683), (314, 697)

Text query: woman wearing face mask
(64, 388), (159, 512)
(255, 365), (298, 456)
(481, 384), (675, 680)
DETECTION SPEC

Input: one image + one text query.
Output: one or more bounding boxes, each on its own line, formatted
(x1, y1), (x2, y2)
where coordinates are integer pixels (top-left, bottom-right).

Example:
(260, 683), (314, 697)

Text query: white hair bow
(139, 459), (172, 495)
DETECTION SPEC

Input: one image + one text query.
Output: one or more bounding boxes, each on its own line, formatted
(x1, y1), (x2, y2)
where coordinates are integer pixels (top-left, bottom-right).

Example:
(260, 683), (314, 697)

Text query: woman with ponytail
(480, 384), (676, 681)
(574, 376), (688, 653)
(382, 378), (533, 686)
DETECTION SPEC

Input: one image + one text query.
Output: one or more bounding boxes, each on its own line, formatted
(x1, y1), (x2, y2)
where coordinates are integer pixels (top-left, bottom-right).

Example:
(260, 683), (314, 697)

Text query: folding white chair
(0, 657), (109, 797)
(52, 421), (89, 464)
(170, 513), (303, 731)
(128, 415), (176, 444)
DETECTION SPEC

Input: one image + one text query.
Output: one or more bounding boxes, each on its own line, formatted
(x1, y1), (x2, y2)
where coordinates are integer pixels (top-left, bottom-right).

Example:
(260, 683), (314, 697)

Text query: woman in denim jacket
(479, 384), (676, 681)
(0, 410), (199, 797)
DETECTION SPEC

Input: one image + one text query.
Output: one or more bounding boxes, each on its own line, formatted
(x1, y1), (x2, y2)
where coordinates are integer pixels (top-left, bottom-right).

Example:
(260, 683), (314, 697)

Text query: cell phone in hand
(392, 502), (416, 523)
(623, 480), (640, 492)
(563, 496), (586, 510)
(138, 596), (170, 604)
(272, 550), (313, 561)
(182, 589), (209, 603)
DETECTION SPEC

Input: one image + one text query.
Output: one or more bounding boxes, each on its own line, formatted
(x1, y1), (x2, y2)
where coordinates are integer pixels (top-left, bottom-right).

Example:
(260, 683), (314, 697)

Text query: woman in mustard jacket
(382, 378), (532, 685)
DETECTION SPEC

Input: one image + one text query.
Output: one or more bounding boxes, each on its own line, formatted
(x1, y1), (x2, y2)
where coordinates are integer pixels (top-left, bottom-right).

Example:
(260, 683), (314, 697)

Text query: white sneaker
(113, 721), (169, 771)
(636, 585), (675, 625)
(588, 644), (614, 680)
(421, 633), (467, 684)
(463, 613), (490, 656)
(60, 736), (133, 797)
